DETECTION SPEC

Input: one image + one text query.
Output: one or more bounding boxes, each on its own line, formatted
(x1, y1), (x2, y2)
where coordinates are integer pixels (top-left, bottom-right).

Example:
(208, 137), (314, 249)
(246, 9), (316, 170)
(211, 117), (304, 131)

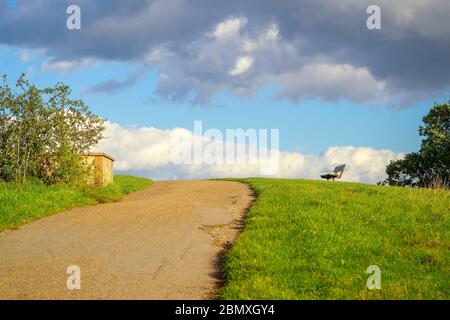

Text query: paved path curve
(0, 180), (254, 299)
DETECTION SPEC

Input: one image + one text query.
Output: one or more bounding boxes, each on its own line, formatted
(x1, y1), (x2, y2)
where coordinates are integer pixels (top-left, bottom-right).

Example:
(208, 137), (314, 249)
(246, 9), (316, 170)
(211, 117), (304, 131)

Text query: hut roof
(84, 153), (115, 162)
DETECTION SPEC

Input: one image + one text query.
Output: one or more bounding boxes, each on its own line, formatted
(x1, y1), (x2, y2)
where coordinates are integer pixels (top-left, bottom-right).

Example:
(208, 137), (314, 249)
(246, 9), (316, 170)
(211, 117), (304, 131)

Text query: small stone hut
(82, 153), (115, 187)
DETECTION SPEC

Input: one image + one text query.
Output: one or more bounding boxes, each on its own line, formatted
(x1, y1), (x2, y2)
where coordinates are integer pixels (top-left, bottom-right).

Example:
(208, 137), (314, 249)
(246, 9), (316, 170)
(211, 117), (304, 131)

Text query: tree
(383, 101), (450, 188)
(0, 74), (105, 184)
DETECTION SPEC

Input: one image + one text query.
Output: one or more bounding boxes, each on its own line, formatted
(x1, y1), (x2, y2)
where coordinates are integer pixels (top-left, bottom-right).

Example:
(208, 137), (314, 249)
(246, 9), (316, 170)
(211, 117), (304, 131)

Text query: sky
(1, 0), (449, 183)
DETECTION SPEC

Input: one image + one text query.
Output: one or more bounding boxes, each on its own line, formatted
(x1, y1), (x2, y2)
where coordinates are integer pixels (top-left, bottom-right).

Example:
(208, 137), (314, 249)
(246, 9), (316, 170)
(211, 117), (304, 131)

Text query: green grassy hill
(221, 178), (449, 300)
(0, 175), (152, 232)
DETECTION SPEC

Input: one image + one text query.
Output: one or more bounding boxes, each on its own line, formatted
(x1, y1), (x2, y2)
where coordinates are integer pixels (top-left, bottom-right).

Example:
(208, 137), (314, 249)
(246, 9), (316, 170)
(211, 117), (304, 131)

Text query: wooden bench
(320, 164), (346, 181)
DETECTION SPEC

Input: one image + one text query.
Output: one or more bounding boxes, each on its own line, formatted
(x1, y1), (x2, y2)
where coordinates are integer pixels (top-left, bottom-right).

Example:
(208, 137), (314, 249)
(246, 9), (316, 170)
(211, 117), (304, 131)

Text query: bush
(0, 74), (105, 185)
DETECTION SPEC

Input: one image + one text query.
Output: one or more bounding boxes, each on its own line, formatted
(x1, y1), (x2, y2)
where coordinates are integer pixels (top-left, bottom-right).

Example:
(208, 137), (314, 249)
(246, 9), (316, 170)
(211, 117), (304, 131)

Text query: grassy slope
(0, 175), (152, 232)
(221, 178), (449, 300)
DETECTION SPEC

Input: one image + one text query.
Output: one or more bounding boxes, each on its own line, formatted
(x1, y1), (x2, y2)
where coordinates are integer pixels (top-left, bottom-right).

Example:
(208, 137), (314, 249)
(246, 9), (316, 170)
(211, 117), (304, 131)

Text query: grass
(0, 175), (152, 232)
(220, 178), (450, 300)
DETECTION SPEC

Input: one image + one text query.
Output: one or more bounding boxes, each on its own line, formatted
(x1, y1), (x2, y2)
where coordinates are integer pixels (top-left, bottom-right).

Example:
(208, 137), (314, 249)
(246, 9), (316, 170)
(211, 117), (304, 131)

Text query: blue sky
(5, 0), (15, 10)
(1, 1), (449, 182)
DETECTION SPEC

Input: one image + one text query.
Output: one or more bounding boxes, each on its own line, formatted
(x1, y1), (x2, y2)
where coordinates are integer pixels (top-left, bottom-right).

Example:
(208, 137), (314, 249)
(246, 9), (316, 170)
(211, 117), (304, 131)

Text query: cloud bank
(94, 122), (403, 184)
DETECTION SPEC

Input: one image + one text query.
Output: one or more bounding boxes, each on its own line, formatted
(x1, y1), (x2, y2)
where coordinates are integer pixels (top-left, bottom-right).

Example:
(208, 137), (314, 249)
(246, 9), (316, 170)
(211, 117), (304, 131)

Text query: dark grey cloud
(82, 70), (148, 95)
(1, 0), (449, 107)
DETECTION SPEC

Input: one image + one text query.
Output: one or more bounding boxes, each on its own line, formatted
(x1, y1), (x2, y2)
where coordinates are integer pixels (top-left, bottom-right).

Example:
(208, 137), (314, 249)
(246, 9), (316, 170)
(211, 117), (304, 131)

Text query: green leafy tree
(0, 74), (105, 184)
(383, 101), (450, 187)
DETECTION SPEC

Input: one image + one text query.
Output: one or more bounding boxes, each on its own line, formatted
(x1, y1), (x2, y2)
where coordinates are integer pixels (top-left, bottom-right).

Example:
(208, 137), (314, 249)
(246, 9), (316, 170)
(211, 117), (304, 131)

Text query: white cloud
(19, 48), (46, 62)
(42, 58), (92, 73)
(144, 46), (174, 64)
(229, 56), (254, 76)
(148, 15), (389, 105)
(274, 63), (387, 103)
(94, 122), (403, 184)
(265, 23), (279, 41)
(241, 39), (257, 52)
(213, 17), (247, 38)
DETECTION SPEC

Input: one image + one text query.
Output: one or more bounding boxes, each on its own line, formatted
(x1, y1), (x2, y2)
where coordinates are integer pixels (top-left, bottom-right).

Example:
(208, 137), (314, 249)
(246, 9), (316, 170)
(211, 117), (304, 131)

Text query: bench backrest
(333, 164), (346, 178)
